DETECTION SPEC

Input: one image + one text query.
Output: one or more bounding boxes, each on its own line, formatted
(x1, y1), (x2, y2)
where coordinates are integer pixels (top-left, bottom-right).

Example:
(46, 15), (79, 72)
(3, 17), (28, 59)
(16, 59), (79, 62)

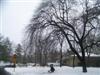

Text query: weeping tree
(26, 0), (100, 72)
(26, 23), (59, 65)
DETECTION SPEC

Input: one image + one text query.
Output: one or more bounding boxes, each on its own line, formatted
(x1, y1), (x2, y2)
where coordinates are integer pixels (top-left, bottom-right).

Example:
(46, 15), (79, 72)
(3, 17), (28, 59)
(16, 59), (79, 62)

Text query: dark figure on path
(48, 64), (55, 73)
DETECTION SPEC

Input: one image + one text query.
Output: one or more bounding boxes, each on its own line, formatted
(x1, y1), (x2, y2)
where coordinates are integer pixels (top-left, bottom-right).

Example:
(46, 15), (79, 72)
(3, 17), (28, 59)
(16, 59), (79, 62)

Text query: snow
(71, 53), (100, 57)
(0, 61), (11, 67)
(5, 66), (100, 75)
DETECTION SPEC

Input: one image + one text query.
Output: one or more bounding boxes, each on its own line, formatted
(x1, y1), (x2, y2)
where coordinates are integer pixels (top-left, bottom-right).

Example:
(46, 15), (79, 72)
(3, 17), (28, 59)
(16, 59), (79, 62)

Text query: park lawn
(5, 66), (100, 75)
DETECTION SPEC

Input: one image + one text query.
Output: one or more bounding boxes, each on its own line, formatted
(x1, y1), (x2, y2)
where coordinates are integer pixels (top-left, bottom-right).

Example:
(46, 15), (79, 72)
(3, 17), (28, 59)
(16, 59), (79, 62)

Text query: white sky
(0, 0), (42, 44)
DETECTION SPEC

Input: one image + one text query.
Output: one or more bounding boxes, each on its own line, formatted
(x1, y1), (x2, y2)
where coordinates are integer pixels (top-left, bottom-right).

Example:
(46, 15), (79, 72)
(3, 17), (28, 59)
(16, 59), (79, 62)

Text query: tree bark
(82, 61), (87, 72)
(72, 54), (75, 68)
(60, 43), (63, 67)
(60, 52), (62, 67)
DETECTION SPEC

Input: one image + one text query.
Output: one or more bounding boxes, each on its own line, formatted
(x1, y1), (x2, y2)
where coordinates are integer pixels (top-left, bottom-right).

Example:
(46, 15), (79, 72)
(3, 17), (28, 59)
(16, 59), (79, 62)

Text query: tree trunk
(60, 43), (63, 67)
(81, 60), (87, 72)
(35, 51), (36, 66)
(72, 54), (75, 68)
(80, 43), (87, 72)
(44, 53), (47, 66)
(60, 55), (62, 67)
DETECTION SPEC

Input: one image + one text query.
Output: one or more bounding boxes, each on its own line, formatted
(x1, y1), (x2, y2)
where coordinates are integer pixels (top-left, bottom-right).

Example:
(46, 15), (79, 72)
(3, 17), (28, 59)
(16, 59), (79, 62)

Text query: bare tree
(26, 0), (100, 72)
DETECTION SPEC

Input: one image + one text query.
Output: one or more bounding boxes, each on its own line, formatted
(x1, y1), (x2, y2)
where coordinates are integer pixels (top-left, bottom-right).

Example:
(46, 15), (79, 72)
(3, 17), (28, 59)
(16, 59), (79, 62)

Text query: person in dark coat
(48, 64), (55, 73)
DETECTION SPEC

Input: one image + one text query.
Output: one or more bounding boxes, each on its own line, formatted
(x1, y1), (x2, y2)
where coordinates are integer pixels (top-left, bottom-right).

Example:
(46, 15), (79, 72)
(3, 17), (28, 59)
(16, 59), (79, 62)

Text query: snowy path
(5, 66), (100, 75)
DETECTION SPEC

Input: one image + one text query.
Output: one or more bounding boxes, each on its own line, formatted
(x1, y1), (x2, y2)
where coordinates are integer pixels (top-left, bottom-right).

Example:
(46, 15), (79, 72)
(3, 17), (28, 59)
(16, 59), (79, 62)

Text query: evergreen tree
(0, 34), (12, 62)
(15, 44), (23, 63)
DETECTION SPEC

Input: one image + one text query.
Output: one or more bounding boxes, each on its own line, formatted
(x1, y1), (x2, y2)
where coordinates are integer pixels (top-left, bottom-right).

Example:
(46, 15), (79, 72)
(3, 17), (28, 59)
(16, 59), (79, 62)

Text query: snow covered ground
(5, 66), (100, 75)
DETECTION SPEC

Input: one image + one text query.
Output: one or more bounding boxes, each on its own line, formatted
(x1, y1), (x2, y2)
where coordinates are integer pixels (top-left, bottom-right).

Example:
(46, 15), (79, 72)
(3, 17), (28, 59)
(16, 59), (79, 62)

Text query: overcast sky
(0, 0), (42, 44)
